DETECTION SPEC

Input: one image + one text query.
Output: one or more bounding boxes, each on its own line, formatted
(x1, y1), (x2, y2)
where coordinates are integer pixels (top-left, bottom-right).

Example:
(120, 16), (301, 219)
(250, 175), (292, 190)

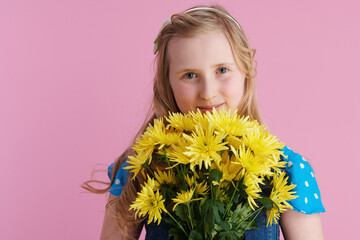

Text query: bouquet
(124, 109), (297, 240)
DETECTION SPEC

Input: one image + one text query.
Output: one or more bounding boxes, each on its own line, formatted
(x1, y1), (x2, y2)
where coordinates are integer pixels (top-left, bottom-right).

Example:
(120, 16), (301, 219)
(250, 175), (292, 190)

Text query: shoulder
(108, 160), (130, 197)
(280, 146), (312, 179)
(279, 146), (325, 214)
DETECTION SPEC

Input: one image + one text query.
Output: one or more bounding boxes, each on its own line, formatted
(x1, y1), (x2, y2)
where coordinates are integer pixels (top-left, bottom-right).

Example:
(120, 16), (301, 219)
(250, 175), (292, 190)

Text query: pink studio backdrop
(1, 0), (359, 239)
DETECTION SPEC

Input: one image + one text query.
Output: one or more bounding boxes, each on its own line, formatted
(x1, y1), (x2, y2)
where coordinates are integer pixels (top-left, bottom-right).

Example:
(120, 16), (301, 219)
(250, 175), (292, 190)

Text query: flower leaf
(189, 229), (203, 240)
(174, 204), (188, 222)
(209, 169), (223, 183)
(258, 196), (273, 210)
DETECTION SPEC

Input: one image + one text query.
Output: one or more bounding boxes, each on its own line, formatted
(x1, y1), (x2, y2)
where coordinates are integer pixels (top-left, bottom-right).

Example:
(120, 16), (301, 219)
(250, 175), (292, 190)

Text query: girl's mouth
(197, 103), (225, 113)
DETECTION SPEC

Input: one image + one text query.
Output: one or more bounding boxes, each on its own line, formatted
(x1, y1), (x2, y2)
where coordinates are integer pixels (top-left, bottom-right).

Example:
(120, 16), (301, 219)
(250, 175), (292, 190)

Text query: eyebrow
(211, 62), (236, 68)
(175, 62), (236, 76)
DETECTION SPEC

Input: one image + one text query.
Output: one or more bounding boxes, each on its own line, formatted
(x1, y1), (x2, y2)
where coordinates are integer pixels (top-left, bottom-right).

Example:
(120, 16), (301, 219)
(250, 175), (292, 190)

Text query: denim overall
(144, 208), (279, 240)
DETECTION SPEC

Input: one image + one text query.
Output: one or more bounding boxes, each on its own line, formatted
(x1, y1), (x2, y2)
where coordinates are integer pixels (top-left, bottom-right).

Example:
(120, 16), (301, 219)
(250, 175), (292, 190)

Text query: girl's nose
(199, 76), (218, 101)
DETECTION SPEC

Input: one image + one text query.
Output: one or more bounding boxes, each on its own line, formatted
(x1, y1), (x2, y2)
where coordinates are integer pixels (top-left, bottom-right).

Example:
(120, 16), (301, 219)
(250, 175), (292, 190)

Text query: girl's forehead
(167, 30), (236, 69)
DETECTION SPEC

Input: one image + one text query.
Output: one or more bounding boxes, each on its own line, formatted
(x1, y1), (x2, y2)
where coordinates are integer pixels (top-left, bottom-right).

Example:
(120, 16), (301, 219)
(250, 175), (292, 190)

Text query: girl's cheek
(221, 77), (245, 98)
(174, 82), (197, 98)
(222, 77), (239, 90)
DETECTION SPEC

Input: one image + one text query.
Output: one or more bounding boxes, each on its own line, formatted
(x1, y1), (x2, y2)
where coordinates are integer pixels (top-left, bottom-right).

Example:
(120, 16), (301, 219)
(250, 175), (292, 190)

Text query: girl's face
(168, 30), (245, 114)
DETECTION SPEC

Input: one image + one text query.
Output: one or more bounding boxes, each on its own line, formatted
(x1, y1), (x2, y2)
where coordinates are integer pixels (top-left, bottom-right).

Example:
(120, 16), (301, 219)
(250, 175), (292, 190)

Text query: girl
(83, 5), (325, 240)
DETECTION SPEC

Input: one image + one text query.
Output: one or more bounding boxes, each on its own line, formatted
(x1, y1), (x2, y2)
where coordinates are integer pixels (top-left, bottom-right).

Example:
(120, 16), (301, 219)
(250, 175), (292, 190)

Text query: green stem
(222, 180), (240, 220)
(163, 147), (176, 180)
(193, 171), (197, 188)
(187, 203), (194, 229)
(180, 164), (186, 185)
(237, 206), (264, 232)
(145, 164), (155, 178)
(204, 220), (207, 240)
(222, 171), (243, 220)
(193, 170), (198, 197)
(165, 211), (188, 237)
(215, 183), (220, 199)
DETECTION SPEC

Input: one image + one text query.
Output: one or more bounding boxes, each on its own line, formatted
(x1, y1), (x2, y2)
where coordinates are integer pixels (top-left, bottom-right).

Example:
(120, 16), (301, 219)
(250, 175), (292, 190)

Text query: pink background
(1, 0), (359, 239)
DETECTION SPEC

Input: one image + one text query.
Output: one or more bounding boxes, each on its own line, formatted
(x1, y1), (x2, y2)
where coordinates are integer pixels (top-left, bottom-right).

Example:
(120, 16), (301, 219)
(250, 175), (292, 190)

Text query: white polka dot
(287, 146), (292, 151)
(305, 197), (308, 204)
(300, 163), (305, 169)
(305, 181), (309, 187)
(302, 156), (307, 162)
(314, 193), (319, 199)
(288, 161), (293, 167)
(301, 210), (306, 214)
(311, 172), (314, 177)
(115, 179), (120, 185)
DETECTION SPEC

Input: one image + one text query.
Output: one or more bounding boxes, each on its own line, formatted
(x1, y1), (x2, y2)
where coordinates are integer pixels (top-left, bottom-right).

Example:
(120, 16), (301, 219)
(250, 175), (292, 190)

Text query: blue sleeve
(280, 146), (326, 214)
(107, 161), (129, 197)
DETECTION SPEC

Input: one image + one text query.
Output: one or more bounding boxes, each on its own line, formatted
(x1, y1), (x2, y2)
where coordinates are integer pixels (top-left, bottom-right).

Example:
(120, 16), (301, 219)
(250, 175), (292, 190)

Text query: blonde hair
(82, 5), (262, 239)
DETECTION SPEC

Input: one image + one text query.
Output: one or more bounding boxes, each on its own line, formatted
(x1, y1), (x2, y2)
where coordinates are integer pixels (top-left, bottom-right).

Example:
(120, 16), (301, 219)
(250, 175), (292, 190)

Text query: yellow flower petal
(172, 188), (202, 211)
(129, 178), (166, 225)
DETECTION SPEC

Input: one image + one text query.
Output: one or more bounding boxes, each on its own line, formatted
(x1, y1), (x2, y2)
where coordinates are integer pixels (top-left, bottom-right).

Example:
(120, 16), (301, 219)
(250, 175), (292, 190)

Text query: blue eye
(184, 72), (197, 79)
(217, 67), (228, 74)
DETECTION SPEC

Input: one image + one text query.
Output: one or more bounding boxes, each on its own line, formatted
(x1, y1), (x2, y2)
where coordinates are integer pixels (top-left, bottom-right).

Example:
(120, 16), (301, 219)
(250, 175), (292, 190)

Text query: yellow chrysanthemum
(242, 127), (285, 159)
(184, 174), (194, 187)
(133, 118), (181, 159)
(217, 151), (242, 182)
(243, 173), (262, 210)
(266, 172), (297, 226)
(196, 180), (210, 195)
(132, 119), (165, 152)
(267, 152), (287, 171)
(166, 112), (195, 132)
(154, 169), (176, 185)
(152, 118), (181, 149)
(227, 125), (286, 172)
(129, 178), (165, 225)
(183, 123), (228, 170)
(123, 154), (148, 179)
(132, 135), (156, 164)
(188, 109), (209, 129)
(226, 135), (244, 149)
(230, 145), (273, 178)
(184, 175), (210, 196)
(167, 138), (191, 166)
(172, 188), (202, 211)
(205, 108), (252, 137)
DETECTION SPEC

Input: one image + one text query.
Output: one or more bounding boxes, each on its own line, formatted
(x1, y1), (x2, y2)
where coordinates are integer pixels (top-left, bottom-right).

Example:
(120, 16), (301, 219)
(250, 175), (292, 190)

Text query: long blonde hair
(82, 5), (262, 239)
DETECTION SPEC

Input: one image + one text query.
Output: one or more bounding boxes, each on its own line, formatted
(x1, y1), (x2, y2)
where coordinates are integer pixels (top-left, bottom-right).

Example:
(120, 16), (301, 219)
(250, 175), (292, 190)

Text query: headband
(153, 7), (243, 54)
